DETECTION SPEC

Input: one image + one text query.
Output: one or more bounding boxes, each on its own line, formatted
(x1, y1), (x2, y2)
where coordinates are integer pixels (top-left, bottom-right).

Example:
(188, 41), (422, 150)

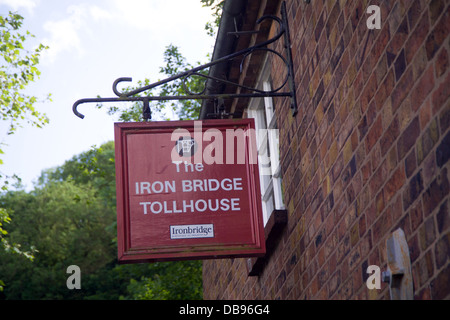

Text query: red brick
(371, 143), (382, 173)
(369, 159), (387, 199)
(375, 68), (395, 109)
(432, 72), (450, 114)
(409, 233), (421, 263)
(419, 216), (437, 251)
(417, 118), (440, 166)
(436, 130), (450, 168)
(405, 148), (417, 178)
(380, 115), (400, 156)
(314, 10), (325, 42)
(415, 287), (432, 300)
(391, 192), (404, 224)
(391, 68), (413, 113)
(405, 11), (430, 64)
(437, 200), (450, 234)
(384, 164), (406, 203)
(203, 0), (450, 301)
(328, 270), (341, 297)
(372, 208), (393, 245)
(439, 103), (450, 136)
(415, 250), (435, 287)
(411, 46), (429, 82)
(397, 116), (420, 160)
(394, 49), (407, 81)
(366, 115), (382, 153)
(411, 65), (435, 112)
(423, 151), (437, 188)
(360, 73), (378, 108)
(350, 0), (363, 31)
(434, 232), (450, 269)
(410, 200), (424, 231)
(372, 21), (390, 63)
(376, 190), (385, 216)
(431, 264), (450, 299)
(429, 0), (446, 24)
(419, 97), (432, 129)
(422, 168), (450, 216)
(435, 47), (449, 78)
(403, 170), (424, 210)
(425, 5), (450, 60)
(386, 50), (396, 68)
(407, 0), (423, 31)
(387, 16), (408, 56)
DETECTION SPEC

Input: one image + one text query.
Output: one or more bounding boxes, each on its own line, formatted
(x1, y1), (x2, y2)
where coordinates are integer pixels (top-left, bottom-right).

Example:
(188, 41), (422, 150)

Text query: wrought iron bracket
(72, 1), (297, 121)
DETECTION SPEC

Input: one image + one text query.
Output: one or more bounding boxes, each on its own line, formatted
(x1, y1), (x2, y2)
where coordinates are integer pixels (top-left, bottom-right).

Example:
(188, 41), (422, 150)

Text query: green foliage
(125, 261), (202, 300)
(38, 141), (117, 209)
(201, 0), (224, 37)
(0, 11), (50, 137)
(0, 11), (50, 289)
(102, 45), (208, 121)
(99, 78), (155, 122)
(156, 44), (209, 120)
(1, 0), (224, 299)
(0, 180), (116, 299)
(0, 142), (203, 299)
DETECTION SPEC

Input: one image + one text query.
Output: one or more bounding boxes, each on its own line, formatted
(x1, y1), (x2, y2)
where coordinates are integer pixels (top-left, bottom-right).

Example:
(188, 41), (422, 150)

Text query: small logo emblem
(170, 224), (214, 239)
(175, 136), (197, 157)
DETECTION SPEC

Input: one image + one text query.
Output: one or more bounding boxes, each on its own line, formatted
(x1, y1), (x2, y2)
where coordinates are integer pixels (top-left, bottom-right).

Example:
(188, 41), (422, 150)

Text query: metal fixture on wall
(72, 2), (297, 121)
(382, 228), (414, 300)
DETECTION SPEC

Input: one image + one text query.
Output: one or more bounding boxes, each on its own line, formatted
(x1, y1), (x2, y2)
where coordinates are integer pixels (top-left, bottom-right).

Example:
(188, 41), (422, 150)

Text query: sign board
(114, 119), (265, 263)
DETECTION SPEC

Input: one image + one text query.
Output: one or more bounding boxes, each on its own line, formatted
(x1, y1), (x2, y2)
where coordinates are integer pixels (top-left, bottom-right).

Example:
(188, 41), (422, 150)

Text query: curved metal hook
(73, 78), (133, 119)
(252, 14), (284, 49)
(73, 97), (128, 119)
(113, 77), (133, 97)
(72, 2), (297, 120)
(239, 48), (290, 93)
(73, 99), (86, 119)
(181, 72), (207, 95)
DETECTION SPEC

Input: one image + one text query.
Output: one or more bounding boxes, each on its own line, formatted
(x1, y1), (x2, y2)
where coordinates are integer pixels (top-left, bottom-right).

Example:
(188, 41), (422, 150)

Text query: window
(246, 61), (288, 276)
(247, 65), (285, 226)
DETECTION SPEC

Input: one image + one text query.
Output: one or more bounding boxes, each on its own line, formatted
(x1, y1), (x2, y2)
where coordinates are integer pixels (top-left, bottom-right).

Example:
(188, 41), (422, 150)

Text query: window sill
(247, 209), (288, 276)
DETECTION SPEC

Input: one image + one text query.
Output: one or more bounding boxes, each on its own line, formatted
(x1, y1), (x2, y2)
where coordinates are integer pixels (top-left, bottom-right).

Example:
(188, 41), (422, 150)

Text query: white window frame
(247, 59), (285, 226)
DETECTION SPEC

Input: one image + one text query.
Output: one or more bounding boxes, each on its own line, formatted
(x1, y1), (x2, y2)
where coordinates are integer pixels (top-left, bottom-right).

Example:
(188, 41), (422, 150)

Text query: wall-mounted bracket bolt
(382, 270), (391, 283)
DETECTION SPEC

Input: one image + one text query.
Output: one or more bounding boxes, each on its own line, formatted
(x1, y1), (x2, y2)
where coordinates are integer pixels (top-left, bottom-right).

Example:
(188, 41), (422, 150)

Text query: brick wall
(202, 0), (450, 300)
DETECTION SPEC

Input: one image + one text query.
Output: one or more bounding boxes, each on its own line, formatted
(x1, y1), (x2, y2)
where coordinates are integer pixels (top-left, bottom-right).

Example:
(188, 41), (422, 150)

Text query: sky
(0, 0), (216, 190)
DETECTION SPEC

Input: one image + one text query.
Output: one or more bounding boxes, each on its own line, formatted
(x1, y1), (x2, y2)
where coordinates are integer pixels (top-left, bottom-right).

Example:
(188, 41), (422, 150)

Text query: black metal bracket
(72, 1), (297, 121)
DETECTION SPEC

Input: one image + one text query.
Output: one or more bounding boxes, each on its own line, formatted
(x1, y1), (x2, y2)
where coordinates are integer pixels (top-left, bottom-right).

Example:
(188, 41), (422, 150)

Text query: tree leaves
(155, 43), (209, 120)
(0, 179), (116, 299)
(0, 13), (51, 281)
(0, 142), (203, 299)
(0, 1), (225, 299)
(99, 45), (208, 121)
(0, 12), (50, 136)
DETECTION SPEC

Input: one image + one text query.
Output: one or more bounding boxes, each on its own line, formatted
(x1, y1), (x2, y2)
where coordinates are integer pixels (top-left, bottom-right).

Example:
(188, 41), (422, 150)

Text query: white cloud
(112, 0), (163, 30)
(40, 5), (87, 63)
(0, 0), (39, 14)
(39, 4), (116, 64)
(89, 5), (114, 22)
(107, 0), (214, 63)
(111, 0), (212, 33)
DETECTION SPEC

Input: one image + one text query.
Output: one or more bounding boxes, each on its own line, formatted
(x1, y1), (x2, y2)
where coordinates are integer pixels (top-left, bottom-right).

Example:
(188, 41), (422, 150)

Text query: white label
(170, 224), (214, 239)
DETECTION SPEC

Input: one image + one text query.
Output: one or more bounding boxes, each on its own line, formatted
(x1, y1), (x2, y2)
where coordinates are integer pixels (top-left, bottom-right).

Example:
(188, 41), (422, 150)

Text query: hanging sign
(114, 119), (265, 263)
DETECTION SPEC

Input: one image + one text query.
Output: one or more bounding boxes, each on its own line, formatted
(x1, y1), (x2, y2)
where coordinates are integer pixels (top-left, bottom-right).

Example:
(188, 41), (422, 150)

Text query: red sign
(114, 119), (265, 263)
